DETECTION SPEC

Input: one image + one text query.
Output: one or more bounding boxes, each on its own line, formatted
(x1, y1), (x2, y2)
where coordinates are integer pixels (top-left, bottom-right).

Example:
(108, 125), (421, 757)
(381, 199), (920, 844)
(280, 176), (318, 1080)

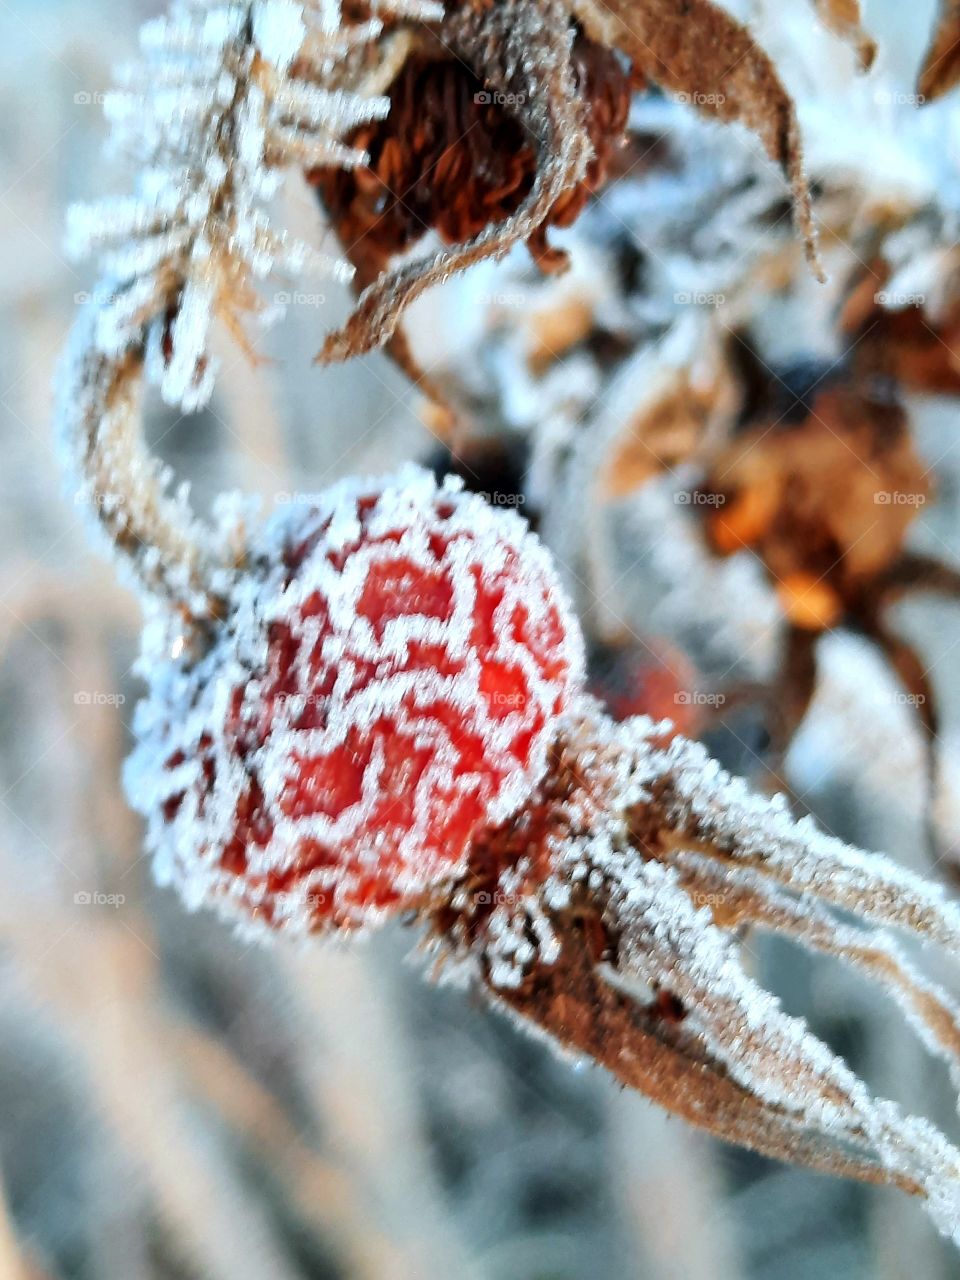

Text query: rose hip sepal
(125, 466), (584, 935)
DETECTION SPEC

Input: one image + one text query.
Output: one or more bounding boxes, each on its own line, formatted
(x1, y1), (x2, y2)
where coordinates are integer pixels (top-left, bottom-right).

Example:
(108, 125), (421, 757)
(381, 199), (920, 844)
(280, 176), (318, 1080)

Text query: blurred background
(5, 0), (960, 1276)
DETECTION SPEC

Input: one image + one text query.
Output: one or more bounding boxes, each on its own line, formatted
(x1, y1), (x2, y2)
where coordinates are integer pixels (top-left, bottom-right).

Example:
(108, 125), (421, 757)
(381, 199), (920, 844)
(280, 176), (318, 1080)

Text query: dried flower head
(312, 0), (829, 369)
(309, 31), (632, 278)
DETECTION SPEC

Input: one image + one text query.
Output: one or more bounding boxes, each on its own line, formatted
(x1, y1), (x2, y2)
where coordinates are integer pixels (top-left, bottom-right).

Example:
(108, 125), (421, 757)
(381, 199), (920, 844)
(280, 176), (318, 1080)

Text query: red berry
(126, 468), (584, 934)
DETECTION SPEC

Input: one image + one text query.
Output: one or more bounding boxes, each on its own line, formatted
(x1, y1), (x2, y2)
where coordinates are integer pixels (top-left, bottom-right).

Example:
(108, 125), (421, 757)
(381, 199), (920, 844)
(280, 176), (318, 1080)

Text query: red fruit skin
(126, 468), (584, 934)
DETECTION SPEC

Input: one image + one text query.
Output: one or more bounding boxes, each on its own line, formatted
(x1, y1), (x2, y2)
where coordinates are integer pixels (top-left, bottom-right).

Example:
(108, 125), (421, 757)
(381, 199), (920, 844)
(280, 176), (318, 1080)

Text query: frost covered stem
(58, 308), (224, 622)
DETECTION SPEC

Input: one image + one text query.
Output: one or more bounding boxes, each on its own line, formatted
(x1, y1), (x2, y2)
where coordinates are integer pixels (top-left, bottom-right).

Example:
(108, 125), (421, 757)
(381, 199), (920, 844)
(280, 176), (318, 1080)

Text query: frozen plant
(54, 0), (960, 1259)
(120, 465), (960, 1251)
(307, 0), (834, 373)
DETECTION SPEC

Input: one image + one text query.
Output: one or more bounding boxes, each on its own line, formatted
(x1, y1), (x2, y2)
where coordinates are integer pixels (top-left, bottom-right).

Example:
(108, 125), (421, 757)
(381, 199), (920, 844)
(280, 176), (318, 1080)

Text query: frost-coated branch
(58, 0), (415, 614)
(57, 306), (223, 617)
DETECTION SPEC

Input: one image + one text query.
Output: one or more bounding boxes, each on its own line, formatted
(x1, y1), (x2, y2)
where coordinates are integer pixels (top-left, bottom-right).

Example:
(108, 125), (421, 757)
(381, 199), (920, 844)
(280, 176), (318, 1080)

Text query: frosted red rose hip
(126, 468), (585, 933)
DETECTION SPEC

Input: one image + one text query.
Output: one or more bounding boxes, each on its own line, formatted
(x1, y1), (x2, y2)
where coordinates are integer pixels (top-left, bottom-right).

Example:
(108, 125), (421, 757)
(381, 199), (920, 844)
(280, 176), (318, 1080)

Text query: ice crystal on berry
(125, 468), (584, 933)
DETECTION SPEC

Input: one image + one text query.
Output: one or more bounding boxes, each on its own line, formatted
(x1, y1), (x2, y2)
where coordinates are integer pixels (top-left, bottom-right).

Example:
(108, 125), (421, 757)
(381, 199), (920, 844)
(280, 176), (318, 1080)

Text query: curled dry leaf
(316, 0), (599, 365)
(571, 0), (822, 278)
(311, 5), (629, 392)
